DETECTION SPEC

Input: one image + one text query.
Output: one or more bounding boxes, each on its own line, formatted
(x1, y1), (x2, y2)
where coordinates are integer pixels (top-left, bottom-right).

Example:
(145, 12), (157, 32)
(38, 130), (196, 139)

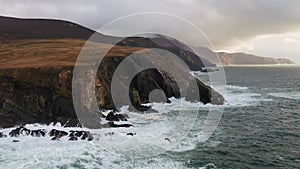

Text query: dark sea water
(186, 65), (300, 169)
(0, 65), (299, 169)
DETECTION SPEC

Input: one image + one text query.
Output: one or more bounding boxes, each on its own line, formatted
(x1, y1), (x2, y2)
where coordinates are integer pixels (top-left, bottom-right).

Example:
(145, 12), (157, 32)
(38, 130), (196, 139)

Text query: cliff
(0, 39), (224, 128)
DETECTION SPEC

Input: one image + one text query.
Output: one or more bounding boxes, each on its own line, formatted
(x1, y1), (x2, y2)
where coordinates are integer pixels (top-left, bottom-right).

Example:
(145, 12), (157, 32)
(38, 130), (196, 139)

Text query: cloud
(0, 0), (300, 62)
(227, 31), (300, 63)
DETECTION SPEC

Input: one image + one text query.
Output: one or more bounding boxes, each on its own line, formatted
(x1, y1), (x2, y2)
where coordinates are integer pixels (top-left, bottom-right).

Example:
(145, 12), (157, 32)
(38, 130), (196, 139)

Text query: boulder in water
(106, 111), (128, 121)
(0, 132), (6, 138)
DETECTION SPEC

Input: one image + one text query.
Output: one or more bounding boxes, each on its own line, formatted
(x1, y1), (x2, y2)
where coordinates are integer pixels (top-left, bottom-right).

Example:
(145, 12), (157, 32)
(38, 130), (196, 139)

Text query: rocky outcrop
(129, 68), (181, 111)
(186, 78), (225, 105)
(106, 111), (128, 121)
(50, 129), (93, 141)
(9, 126), (46, 137)
(0, 132), (6, 138)
(1, 126), (93, 141)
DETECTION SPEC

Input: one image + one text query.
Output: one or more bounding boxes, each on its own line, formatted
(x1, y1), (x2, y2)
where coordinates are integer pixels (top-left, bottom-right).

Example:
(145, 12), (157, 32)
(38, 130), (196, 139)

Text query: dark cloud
(1, 0), (300, 50)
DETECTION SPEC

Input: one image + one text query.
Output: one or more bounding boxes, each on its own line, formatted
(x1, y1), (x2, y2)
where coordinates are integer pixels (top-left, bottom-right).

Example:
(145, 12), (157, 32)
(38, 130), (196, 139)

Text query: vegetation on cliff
(0, 39), (224, 128)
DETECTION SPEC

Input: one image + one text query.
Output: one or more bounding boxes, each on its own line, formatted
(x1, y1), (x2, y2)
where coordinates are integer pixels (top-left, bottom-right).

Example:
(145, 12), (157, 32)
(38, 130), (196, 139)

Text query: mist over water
(0, 66), (299, 169)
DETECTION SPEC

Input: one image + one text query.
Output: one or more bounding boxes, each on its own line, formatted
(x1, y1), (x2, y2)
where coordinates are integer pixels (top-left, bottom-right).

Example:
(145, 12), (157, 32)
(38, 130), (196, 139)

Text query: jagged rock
(69, 130), (84, 137)
(9, 126), (46, 137)
(0, 132), (6, 138)
(106, 111), (128, 121)
(4, 126), (93, 141)
(49, 129), (68, 138)
(81, 131), (93, 141)
(69, 136), (78, 141)
(164, 138), (171, 143)
(30, 129), (46, 137)
(74, 131), (84, 137)
(50, 129), (93, 141)
(9, 126), (30, 137)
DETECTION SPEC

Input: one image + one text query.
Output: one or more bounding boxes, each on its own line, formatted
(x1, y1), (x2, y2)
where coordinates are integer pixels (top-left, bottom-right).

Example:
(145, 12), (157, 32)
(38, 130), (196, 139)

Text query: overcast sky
(1, 0), (300, 63)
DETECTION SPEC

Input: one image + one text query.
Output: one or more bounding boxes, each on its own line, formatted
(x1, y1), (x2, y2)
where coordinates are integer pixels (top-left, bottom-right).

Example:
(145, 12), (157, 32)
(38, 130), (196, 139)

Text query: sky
(1, 0), (300, 63)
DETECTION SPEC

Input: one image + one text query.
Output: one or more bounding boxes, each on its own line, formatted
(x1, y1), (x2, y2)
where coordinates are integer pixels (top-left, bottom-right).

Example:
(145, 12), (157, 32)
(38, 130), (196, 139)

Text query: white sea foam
(0, 84), (268, 168)
(225, 85), (249, 90)
(0, 129), (191, 169)
(268, 92), (300, 100)
(212, 85), (272, 107)
(199, 163), (218, 169)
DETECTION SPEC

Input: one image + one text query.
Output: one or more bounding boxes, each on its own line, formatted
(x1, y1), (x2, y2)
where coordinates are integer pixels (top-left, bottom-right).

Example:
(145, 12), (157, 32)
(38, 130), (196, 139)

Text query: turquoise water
(0, 66), (299, 169)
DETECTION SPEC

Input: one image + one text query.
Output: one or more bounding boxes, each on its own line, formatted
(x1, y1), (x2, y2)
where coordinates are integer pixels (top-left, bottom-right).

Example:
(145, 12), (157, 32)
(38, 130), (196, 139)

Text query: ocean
(0, 65), (299, 169)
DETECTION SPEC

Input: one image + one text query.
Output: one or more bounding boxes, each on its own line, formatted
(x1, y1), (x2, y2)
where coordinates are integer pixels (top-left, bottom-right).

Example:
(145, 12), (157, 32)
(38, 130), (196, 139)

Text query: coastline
(218, 64), (299, 67)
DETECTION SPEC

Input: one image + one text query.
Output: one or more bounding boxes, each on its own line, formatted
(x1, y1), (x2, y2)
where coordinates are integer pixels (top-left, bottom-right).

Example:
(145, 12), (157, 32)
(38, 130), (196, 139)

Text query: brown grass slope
(0, 39), (142, 69)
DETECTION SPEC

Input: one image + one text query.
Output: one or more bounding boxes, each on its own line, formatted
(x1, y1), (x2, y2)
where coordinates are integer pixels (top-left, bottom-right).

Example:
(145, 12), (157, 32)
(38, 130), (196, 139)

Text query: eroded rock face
(129, 69), (181, 111)
(186, 78), (225, 105)
(0, 56), (224, 128)
(0, 68), (79, 128)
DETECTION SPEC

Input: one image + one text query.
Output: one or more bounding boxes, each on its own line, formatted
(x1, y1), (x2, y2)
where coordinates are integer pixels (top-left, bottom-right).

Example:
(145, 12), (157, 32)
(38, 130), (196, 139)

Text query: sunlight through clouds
(227, 30), (300, 63)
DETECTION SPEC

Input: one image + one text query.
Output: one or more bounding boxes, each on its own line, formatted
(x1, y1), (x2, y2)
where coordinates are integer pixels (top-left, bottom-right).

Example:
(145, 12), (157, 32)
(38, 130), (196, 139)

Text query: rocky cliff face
(0, 39), (224, 128)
